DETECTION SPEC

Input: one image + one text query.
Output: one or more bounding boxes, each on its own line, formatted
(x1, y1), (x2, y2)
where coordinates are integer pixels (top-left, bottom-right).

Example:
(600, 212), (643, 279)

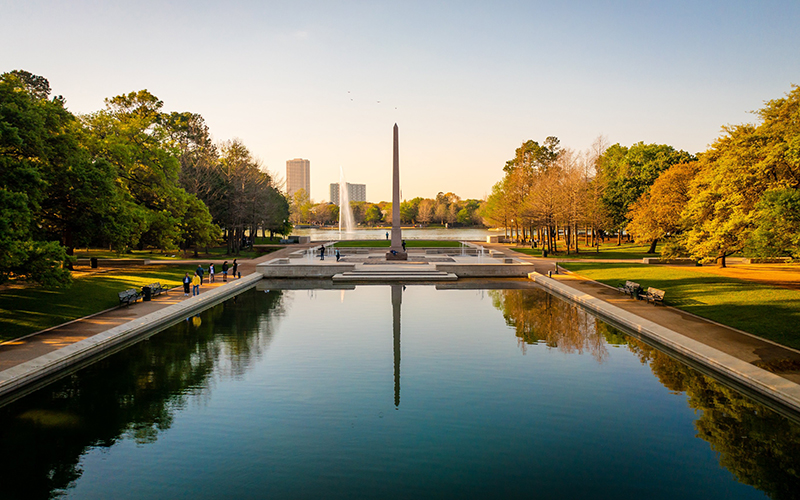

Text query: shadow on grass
(561, 262), (800, 349)
(0, 266), (195, 341)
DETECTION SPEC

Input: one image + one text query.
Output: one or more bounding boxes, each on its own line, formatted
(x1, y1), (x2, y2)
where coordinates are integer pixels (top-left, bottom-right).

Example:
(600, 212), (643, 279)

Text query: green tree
(400, 197), (421, 224)
(685, 85), (800, 266)
(0, 70), (80, 286)
(81, 90), (216, 251)
(364, 204), (383, 225)
(745, 188), (800, 257)
(480, 182), (510, 233)
(598, 142), (695, 245)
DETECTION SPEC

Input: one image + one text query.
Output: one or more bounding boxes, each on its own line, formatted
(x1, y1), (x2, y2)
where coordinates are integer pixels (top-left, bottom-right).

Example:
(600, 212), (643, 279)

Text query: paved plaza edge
(0, 272), (262, 401)
(529, 271), (800, 417)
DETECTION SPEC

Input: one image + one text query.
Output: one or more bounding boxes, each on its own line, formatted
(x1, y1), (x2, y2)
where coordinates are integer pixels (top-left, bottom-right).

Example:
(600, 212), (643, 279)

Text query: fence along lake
(0, 285), (797, 499)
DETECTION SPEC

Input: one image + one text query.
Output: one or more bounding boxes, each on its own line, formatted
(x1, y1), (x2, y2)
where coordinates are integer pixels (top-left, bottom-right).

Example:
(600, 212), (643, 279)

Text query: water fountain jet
(338, 166), (356, 239)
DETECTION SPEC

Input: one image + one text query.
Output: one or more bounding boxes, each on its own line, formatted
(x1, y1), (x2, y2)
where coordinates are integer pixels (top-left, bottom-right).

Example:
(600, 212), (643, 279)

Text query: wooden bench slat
(642, 287), (665, 305)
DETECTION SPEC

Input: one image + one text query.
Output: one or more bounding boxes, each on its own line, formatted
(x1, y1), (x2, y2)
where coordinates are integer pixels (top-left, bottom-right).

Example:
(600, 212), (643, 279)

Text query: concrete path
(0, 244), (313, 372)
(480, 242), (800, 385)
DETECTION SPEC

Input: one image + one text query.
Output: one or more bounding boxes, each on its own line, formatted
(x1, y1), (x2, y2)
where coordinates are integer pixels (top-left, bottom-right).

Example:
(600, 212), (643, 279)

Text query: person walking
(195, 264), (205, 284)
(319, 245), (325, 260)
(209, 263), (215, 283)
(335, 249), (341, 262)
(232, 259), (238, 278)
(402, 240), (406, 252)
(222, 261), (229, 282)
(191, 272), (201, 296)
(182, 272), (191, 296)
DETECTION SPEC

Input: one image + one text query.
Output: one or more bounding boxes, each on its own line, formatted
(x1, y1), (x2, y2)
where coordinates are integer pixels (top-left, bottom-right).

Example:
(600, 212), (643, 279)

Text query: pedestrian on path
(183, 273), (191, 296)
(320, 245), (325, 260)
(196, 264), (205, 284)
(222, 261), (229, 282)
(336, 249), (341, 262)
(209, 263), (215, 283)
(385, 231), (389, 240)
(402, 240), (406, 252)
(191, 273), (201, 296)
(232, 259), (238, 278)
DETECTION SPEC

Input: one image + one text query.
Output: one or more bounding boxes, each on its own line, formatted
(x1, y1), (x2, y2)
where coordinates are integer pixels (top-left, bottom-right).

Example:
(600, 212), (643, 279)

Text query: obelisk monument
(386, 123), (407, 260)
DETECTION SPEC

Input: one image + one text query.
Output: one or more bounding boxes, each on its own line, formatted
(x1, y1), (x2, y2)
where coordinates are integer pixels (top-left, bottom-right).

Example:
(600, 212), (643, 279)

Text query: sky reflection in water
(0, 285), (797, 499)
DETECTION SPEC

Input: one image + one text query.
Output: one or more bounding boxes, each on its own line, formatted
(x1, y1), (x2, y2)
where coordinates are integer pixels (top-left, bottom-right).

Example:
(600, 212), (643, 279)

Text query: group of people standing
(182, 259), (239, 296)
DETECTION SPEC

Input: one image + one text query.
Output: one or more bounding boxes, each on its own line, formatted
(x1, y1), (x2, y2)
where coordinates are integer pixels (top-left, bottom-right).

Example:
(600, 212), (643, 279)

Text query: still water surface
(1, 285), (798, 499)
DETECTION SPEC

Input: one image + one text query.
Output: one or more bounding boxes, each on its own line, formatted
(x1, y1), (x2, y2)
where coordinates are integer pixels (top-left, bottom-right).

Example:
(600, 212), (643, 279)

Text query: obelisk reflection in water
(392, 284), (402, 407)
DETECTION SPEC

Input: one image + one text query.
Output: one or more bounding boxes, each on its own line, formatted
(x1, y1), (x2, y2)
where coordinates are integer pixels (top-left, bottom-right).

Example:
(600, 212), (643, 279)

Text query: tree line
(628, 85), (800, 266)
(0, 70), (289, 287)
(483, 84), (800, 266)
(290, 190), (485, 227)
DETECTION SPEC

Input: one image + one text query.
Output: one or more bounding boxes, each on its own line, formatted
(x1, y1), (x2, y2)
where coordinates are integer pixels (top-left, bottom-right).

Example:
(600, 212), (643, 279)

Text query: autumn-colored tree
(685, 85), (800, 266)
(417, 198), (434, 225)
(626, 162), (699, 254)
(289, 189), (312, 225)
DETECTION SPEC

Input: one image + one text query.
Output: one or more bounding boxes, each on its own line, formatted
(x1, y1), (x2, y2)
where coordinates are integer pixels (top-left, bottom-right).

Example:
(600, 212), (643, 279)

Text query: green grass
(0, 266), (196, 341)
(201, 247), (275, 259)
(334, 240), (463, 248)
(510, 247), (544, 257)
(253, 236), (284, 245)
(510, 242), (660, 260)
(560, 262), (800, 349)
(74, 246), (275, 260)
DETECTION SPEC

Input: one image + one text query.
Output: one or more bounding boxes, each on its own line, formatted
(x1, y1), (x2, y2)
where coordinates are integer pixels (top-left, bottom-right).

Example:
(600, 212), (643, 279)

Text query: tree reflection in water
(490, 288), (800, 500)
(489, 288), (613, 362)
(0, 289), (285, 500)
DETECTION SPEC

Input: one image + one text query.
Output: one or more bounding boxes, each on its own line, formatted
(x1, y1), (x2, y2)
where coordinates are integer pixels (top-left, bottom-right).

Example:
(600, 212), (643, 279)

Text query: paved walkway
(0, 245), (314, 372)
(480, 242), (800, 384)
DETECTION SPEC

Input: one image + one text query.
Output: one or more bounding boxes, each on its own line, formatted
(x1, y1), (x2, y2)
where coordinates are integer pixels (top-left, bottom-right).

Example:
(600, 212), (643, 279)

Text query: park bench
(616, 280), (641, 298)
(118, 288), (141, 306)
(642, 287), (666, 305)
(144, 282), (169, 298)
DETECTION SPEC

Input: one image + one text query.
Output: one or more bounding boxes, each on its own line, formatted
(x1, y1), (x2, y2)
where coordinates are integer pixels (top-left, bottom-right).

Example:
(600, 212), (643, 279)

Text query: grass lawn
(510, 242), (660, 260)
(74, 247), (275, 260)
(560, 262), (800, 349)
(334, 240), (463, 248)
(0, 265), (196, 342)
(253, 236), (285, 245)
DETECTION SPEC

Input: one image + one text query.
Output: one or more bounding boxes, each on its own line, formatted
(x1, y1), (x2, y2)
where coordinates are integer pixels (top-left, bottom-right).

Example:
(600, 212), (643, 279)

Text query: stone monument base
(385, 251), (408, 261)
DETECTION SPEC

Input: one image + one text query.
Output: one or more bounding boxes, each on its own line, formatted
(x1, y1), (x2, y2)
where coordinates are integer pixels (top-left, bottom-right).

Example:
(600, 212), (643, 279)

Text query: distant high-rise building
(286, 158), (310, 198)
(330, 183), (367, 205)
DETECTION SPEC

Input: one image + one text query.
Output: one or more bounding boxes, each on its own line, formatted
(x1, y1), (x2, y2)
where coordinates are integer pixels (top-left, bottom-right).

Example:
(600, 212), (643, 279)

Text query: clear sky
(2, 0), (799, 202)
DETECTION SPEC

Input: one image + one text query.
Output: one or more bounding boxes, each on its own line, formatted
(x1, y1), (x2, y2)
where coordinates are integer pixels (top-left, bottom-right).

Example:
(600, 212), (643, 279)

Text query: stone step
(332, 270), (458, 282)
(339, 270), (450, 276)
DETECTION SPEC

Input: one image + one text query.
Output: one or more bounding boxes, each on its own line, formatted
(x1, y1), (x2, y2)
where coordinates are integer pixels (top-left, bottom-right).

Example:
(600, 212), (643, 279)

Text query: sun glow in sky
(2, 0), (799, 201)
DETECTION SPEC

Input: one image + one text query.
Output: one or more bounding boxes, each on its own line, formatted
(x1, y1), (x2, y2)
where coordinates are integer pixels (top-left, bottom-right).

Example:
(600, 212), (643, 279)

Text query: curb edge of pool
(0, 273), (263, 404)
(529, 271), (800, 418)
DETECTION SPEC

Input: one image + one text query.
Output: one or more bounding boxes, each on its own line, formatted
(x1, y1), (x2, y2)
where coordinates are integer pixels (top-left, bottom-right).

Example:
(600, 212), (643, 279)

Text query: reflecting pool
(1, 285), (799, 499)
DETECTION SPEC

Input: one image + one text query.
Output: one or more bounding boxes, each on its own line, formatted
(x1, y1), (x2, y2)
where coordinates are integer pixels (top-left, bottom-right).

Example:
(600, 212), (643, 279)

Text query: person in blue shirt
(195, 265), (204, 284)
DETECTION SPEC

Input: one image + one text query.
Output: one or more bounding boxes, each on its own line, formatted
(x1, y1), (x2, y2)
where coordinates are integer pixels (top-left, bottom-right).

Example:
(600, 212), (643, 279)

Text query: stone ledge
(256, 263), (356, 278)
(528, 271), (800, 416)
(435, 263), (535, 277)
(0, 273), (263, 401)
